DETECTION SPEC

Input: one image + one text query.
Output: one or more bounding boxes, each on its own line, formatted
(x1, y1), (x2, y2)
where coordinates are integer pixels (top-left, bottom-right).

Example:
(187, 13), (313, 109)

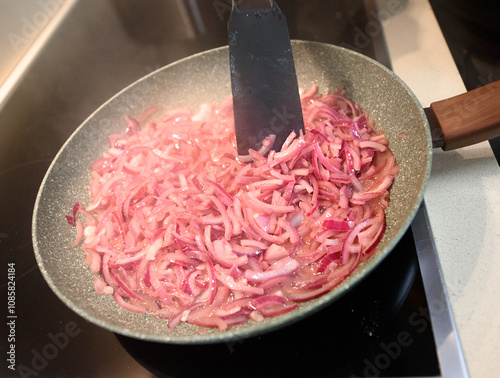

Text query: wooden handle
(429, 80), (500, 150)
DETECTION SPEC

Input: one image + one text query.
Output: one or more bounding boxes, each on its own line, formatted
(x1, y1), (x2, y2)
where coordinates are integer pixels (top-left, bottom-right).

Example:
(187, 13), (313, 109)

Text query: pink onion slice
(67, 85), (398, 331)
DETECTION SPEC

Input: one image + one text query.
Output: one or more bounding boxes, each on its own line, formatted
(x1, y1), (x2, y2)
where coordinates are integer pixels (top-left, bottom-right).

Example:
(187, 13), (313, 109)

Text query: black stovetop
(1, 1), (479, 376)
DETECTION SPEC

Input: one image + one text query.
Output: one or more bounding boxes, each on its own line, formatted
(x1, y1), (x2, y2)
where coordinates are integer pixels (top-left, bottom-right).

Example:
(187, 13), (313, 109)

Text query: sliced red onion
(209, 239), (248, 267)
(264, 243), (290, 261)
(94, 277), (114, 295)
(113, 293), (146, 314)
(245, 257), (300, 282)
(322, 220), (350, 232)
(69, 85), (398, 330)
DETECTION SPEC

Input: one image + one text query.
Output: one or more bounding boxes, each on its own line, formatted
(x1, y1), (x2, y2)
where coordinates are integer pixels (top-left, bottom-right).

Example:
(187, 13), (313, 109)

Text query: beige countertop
(380, 1), (500, 377)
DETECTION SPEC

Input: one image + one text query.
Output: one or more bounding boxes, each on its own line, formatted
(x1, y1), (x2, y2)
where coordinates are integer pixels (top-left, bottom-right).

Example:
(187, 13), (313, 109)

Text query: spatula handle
(429, 80), (500, 150)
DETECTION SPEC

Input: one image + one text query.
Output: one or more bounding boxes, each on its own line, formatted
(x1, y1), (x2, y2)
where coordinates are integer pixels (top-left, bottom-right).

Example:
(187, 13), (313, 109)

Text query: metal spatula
(229, 0), (304, 155)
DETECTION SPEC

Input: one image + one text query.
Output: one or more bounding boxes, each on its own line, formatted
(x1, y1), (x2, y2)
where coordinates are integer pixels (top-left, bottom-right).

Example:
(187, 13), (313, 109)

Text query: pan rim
(32, 40), (432, 344)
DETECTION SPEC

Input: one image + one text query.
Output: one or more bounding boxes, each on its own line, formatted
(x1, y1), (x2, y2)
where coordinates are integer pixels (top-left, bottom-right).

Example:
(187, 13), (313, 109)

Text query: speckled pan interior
(32, 41), (432, 344)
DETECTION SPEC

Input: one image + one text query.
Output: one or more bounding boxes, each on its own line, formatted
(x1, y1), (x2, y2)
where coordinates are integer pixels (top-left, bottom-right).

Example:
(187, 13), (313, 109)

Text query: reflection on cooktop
(116, 231), (440, 378)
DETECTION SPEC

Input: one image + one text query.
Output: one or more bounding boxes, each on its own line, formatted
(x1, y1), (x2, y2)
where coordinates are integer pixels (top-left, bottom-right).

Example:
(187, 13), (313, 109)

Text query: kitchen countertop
(380, 1), (500, 377)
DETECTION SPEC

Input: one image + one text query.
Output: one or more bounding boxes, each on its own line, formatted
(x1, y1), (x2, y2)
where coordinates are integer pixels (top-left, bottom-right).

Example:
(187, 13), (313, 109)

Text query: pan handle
(427, 80), (500, 150)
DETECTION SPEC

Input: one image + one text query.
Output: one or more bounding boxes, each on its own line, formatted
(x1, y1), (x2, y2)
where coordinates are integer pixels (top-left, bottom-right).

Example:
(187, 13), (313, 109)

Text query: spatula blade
(229, 0), (304, 155)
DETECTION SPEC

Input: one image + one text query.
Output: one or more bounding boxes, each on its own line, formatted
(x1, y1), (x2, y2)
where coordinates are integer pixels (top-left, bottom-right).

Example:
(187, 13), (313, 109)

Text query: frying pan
(31, 41), (497, 344)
